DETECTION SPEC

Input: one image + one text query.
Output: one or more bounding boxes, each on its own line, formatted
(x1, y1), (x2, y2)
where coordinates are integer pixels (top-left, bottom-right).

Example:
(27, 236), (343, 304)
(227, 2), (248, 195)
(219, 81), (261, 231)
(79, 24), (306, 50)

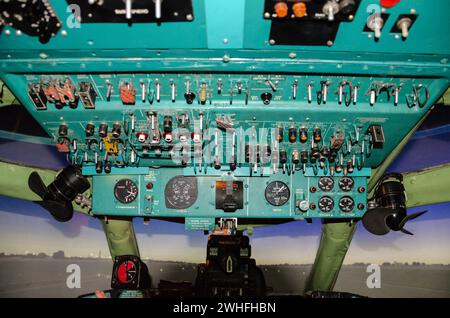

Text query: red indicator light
(380, 0), (400, 8)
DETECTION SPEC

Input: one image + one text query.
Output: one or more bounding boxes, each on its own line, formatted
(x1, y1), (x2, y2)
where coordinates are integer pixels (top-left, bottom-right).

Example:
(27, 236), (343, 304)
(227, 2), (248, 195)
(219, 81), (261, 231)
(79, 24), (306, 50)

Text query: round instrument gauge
(114, 179), (138, 204)
(318, 196), (334, 213)
(116, 260), (137, 284)
(339, 196), (355, 213)
(165, 176), (198, 209)
(318, 176), (334, 192)
(265, 181), (290, 206)
(338, 176), (354, 192)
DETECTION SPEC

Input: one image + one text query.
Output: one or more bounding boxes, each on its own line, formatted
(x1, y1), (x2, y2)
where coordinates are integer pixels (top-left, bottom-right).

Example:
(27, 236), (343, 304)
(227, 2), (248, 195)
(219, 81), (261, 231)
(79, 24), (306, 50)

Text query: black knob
(184, 92), (196, 104)
(280, 150), (287, 164)
(104, 161), (112, 174)
(288, 127), (297, 143)
(99, 123), (108, 138)
(58, 124), (68, 137)
(112, 123), (121, 138)
(261, 92), (272, 105)
(95, 161), (103, 174)
(163, 116), (173, 132)
(85, 123), (95, 137)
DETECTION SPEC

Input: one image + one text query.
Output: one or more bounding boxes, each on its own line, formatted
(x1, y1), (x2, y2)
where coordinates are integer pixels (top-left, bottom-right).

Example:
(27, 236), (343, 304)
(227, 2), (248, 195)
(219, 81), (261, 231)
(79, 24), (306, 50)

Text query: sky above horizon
(1, 196), (449, 265)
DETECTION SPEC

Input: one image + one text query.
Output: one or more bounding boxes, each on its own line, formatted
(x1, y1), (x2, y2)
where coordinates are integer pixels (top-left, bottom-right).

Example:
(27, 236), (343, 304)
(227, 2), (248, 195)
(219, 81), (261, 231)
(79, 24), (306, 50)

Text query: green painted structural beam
(102, 217), (140, 260)
(404, 164), (450, 208)
(0, 160), (139, 260)
(304, 221), (356, 293)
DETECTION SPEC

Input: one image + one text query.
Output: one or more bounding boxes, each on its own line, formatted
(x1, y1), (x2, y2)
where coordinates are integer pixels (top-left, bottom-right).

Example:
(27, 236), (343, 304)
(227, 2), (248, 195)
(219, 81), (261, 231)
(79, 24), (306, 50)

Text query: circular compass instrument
(338, 176), (354, 192)
(165, 176), (198, 209)
(339, 196), (355, 213)
(318, 196), (334, 213)
(318, 176), (334, 192)
(116, 259), (138, 284)
(265, 181), (290, 206)
(114, 179), (138, 204)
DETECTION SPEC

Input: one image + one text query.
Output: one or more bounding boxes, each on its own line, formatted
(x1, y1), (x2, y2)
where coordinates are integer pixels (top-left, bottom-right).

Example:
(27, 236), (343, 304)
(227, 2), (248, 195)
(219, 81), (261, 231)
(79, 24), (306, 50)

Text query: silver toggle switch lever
(155, 80), (160, 102)
(367, 13), (384, 40)
(130, 113), (135, 132)
(154, 0), (162, 19)
(307, 84), (313, 103)
(125, 0), (132, 20)
(323, 1), (339, 22)
(106, 81), (112, 101)
(140, 82), (146, 103)
(397, 17), (412, 39)
(353, 85), (359, 105)
(292, 80), (298, 100)
(370, 89), (376, 106)
(170, 81), (176, 102)
(266, 79), (277, 92)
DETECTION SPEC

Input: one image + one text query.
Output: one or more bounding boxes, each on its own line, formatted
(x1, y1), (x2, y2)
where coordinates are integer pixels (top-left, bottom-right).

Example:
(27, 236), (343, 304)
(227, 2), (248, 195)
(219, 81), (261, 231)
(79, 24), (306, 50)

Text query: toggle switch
(140, 82), (146, 103)
(307, 84), (313, 103)
(276, 127), (284, 142)
(125, 0), (132, 20)
(154, 0), (162, 19)
(184, 80), (195, 104)
(279, 149), (287, 173)
(58, 123), (68, 137)
(396, 17), (413, 39)
(99, 123), (108, 138)
(112, 123), (121, 138)
(288, 127), (297, 143)
(323, 1), (339, 22)
(106, 81), (112, 101)
(170, 81), (176, 102)
(292, 80), (298, 100)
(85, 123), (95, 137)
(367, 13), (385, 40)
(155, 81), (161, 102)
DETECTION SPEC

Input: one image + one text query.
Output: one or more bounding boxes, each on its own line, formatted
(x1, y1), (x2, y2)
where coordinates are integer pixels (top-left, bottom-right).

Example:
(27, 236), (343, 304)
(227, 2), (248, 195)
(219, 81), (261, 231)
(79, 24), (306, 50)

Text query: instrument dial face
(265, 181), (290, 206)
(114, 179), (138, 204)
(318, 196), (334, 213)
(318, 176), (334, 192)
(339, 196), (355, 213)
(116, 260), (137, 284)
(165, 176), (198, 209)
(338, 177), (354, 192)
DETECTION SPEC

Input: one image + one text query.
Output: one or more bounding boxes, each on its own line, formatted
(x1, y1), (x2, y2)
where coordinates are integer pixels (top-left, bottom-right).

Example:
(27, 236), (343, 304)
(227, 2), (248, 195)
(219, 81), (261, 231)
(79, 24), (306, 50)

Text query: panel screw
(264, 12), (270, 18)
(289, 52), (297, 59)
(186, 14), (193, 21)
(327, 40), (333, 46)
(222, 54), (230, 63)
(269, 39), (276, 45)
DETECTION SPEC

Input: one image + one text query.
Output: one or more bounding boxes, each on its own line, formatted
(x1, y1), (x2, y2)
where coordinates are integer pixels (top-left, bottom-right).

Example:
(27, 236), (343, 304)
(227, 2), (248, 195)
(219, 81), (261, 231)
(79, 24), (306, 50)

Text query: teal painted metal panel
(0, 0), (449, 229)
(205, 0), (245, 49)
(91, 168), (369, 219)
